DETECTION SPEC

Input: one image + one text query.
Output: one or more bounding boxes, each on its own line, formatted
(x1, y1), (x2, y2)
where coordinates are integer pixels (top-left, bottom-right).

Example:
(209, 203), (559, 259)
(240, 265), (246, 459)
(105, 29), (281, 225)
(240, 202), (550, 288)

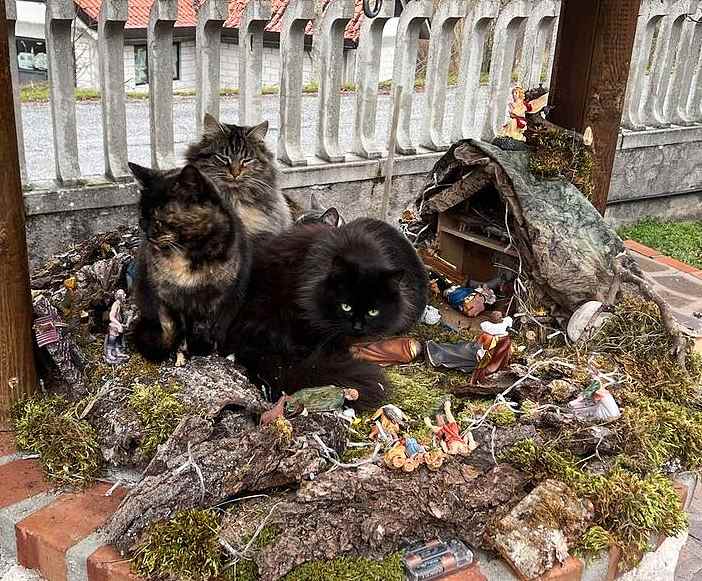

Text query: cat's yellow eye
(368, 309), (380, 317)
(341, 303), (352, 312)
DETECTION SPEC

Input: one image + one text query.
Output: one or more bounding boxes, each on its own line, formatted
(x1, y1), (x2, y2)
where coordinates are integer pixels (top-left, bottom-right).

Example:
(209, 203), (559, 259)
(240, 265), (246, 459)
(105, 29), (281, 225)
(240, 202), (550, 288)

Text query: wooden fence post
(548, 0), (642, 214)
(0, 0), (38, 430)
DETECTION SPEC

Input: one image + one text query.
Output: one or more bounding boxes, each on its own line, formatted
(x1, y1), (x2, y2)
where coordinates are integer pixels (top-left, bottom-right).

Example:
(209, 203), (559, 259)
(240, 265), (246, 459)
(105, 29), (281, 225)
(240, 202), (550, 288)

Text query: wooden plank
(548, 0), (641, 214)
(0, 3), (38, 429)
(439, 226), (519, 257)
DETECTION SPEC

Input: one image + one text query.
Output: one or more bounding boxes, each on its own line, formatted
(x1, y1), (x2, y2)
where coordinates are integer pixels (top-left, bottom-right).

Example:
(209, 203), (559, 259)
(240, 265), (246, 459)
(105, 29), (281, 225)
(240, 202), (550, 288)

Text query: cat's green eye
(368, 308), (380, 317)
(340, 303), (352, 312)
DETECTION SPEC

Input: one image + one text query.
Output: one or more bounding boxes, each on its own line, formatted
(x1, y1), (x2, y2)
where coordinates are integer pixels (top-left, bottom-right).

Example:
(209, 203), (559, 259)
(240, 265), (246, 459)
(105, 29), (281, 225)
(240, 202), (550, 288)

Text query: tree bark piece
(250, 462), (528, 579)
(106, 412), (347, 550)
(0, 7), (38, 429)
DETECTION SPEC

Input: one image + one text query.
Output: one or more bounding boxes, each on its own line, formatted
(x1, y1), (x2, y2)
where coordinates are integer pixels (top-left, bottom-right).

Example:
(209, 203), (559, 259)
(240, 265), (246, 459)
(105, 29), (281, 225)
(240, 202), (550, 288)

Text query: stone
(491, 479), (594, 580)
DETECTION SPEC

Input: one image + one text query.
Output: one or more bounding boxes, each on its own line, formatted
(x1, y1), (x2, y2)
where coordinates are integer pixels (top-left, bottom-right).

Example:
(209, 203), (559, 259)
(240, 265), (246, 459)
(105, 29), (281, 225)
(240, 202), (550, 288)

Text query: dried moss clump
(129, 381), (187, 458)
(407, 323), (475, 344)
(133, 509), (229, 580)
(528, 127), (595, 200)
(283, 553), (404, 581)
(12, 395), (102, 486)
(502, 440), (687, 563)
(616, 397), (702, 472)
(589, 295), (702, 404)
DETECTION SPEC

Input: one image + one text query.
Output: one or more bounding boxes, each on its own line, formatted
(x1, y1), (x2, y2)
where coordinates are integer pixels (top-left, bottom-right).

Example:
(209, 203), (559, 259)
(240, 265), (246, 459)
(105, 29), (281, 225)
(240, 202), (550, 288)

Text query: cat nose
(229, 163), (241, 177)
(352, 321), (363, 332)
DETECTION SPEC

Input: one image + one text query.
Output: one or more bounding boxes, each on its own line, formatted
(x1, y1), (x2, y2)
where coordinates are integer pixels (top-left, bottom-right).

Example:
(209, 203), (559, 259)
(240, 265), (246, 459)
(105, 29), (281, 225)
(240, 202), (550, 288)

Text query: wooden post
(548, 0), (641, 214)
(0, 0), (38, 430)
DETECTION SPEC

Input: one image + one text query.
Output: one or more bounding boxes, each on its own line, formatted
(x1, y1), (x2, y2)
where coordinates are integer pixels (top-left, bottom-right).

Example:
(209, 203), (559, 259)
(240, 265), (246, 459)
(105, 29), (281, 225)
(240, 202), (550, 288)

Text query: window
(134, 42), (180, 85)
(16, 37), (47, 71)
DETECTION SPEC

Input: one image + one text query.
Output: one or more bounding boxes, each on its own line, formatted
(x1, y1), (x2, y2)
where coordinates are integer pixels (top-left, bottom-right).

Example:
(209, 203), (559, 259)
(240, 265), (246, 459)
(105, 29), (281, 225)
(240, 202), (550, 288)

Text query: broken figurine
(567, 363), (621, 423)
(493, 86), (549, 150)
(351, 337), (423, 366)
(471, 311), (513, 384)
(424, 400), (477, 456)
(104, 289), (130, 364)
(370, 404), (409, 445)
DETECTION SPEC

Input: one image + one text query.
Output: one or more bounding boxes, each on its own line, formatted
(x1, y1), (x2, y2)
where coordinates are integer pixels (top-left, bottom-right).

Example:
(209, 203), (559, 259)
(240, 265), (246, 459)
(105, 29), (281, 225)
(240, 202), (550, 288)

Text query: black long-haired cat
(185, 113), (292, 236)
(223, 218), (429, 408)
(129, 163), (251, 361)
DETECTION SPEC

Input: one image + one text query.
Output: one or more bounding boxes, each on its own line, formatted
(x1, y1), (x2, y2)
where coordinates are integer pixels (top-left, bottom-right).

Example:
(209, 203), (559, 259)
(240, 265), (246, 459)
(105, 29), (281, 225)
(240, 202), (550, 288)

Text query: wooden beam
(548, 0), (641, 214)
(0, 0), (38, 429)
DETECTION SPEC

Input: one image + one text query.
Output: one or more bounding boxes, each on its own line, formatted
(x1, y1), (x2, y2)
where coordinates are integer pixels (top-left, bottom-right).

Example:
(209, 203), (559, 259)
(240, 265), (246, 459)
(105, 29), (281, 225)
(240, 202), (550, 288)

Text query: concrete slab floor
(677, 483), (702, 580)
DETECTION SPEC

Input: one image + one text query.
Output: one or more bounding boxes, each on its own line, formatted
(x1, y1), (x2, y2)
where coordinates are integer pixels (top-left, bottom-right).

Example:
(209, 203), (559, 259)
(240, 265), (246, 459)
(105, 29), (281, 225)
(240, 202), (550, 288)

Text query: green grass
(20, 83), (100, 103)
(302, 80), (319, 94)
(619, 218), (702, 269)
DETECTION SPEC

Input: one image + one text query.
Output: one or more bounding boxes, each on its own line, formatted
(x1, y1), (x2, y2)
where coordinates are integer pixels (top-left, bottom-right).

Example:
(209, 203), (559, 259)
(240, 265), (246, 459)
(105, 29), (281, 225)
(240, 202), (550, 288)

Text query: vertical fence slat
(316, 0), (355, 162)
(46, 0), (81, 183)
(148, 0), (178, 169)
(99, 0), (129, 180)
(519, 0), (559, 89)
(391, 0), (434, 155)
(622, 1), (666, 129)
(667, 4), (702, 124)
(278, 0), (314, 166)
(484, 0), (529, 139)
(542, 12), (559, 86)
(644, 2), (687, 127)
(195, 0), (227, 134)
(5, 0), (26, 183)
(421, 0), (466, 151)
(351, 0), (394, 159)
(240, 0), (272, 126)
(452, 0), (498, 142)
(685, 9), (702, 122)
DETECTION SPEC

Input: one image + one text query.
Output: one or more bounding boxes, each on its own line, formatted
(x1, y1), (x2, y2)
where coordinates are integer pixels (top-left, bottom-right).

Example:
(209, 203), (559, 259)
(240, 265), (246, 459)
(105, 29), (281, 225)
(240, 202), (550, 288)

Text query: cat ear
(309, 193), (321, 210)
(203, 113), (226, 137)
(129, 162), (158, 187)
(246, 120), (269, 141)
(177, 164), (221, 203)
(319, 208), (341, 227)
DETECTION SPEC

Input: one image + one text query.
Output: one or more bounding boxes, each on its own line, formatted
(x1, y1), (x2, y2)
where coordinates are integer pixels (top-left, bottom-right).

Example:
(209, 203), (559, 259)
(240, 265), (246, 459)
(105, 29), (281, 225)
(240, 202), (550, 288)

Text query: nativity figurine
(493, 86), (549, 150)
(104, 289), (130, 364)
(424, 400), (477, 456)
(568, 362), (621, 423)
(350, 338), (422, 366)
(471, 311), (513, 384)
(370, 404), (409, 446)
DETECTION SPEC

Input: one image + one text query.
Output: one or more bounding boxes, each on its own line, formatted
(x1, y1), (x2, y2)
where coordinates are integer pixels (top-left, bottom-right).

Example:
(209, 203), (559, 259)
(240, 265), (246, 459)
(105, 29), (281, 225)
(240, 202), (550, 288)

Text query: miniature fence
(4, 0), (702, 191)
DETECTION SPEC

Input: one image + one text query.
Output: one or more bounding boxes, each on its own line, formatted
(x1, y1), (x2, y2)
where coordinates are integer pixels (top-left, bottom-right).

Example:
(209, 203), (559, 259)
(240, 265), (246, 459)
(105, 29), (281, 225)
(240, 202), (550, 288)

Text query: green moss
(282, 553), (404, 581)
(129, 381), (187, 458)
(12, 396), (102, 486)
(83, 338), (161, 392)
(574, 525), (612, 556)
(527, 127), (595, 200)
(618, 218), (702, 269)
(407, 322), (475, 344)
(133, 509), (229, 580)
(488, 404), (516, 427)
(501, 440), (687, 564)
(385, 367), (461, 419)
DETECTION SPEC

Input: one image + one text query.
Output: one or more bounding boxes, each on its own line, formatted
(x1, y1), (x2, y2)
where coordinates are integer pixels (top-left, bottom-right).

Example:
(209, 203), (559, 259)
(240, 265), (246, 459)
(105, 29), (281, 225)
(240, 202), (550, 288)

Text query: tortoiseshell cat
(185, 114), (292, 236)
(129, 163), (251, 361)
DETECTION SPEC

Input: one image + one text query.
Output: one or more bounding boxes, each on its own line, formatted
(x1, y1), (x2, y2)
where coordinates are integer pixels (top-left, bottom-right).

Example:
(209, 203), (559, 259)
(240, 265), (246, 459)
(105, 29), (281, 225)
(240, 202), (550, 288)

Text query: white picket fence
(5, 0), (702, 188)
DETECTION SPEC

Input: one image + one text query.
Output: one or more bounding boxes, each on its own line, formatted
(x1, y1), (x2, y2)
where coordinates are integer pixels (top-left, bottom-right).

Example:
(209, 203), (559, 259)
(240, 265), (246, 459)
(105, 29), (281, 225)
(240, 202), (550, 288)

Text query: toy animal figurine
(104, 289), (130, 364)
(288, 385), (359, 413)
(471, 311), (513, 384)
(425, 400), (477, 456)
(384, 442), (409, 470)
(370, 404), (409, 445)
(424, 448), (446, 471)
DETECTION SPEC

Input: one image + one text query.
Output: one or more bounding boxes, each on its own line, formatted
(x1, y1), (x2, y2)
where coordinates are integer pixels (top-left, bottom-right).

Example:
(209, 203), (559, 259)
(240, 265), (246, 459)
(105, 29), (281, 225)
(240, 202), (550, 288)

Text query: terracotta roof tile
(75, 0), (365, 42)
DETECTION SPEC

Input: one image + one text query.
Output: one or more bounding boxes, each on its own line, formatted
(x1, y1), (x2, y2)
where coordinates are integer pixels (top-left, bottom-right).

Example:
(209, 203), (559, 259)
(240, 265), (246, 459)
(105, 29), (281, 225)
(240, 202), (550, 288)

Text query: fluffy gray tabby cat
(185, 113), (292, 236)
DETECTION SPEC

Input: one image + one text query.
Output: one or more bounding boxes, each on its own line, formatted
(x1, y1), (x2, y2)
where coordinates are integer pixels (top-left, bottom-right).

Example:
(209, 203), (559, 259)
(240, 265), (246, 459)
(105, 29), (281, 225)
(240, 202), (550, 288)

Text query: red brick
(16, 484), (126, 581)
(0, 459), (52, 509)
(688, 269), (702, 280)
(536, 557), (583, 581)
(623, 240), (661, 258)
(654, 256), (699, 273)
(87, 545), (144, 581)
(673, 480), (690, 510)
(441, 562), (488, 581)
(0, 431), (17, 456)
(607, 545), (621, 581)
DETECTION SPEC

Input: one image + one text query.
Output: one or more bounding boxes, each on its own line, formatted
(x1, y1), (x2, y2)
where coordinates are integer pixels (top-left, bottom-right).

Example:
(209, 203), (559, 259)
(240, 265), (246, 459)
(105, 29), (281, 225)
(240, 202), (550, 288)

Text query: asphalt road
(20, 88), (486, 182)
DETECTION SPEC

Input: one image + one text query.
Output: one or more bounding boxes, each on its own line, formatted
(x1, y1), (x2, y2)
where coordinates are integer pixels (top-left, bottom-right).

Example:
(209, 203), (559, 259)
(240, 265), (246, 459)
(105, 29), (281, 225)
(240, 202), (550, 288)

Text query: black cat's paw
(131, 318), (175, 362)
(186, 334), (214, 356)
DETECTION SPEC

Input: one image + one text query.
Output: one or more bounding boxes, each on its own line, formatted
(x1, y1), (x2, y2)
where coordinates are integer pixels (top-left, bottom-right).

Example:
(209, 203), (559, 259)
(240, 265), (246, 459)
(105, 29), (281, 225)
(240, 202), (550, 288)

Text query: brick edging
(623, 240), (702, 280)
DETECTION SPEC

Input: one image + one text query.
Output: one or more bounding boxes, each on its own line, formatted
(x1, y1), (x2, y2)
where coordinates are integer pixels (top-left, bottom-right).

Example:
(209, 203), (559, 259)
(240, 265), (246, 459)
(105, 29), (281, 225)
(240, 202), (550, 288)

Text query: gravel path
(20, 87), (490, 182)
